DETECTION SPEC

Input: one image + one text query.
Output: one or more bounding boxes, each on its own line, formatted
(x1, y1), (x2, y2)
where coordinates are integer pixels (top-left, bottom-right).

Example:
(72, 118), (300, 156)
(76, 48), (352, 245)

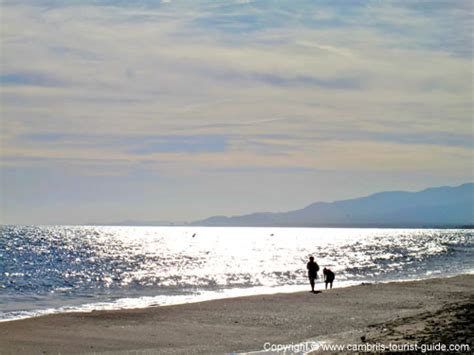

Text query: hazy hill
(192, 183), (474, 227)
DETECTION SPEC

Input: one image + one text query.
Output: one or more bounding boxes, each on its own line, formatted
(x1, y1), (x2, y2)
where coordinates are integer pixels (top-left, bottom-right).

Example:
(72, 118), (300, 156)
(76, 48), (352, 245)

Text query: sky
(0, 0), (473, 225)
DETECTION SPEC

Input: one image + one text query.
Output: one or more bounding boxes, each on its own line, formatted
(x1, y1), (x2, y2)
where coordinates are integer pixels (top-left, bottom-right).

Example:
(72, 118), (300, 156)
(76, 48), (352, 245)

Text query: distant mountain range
(191, 183), (474, 228)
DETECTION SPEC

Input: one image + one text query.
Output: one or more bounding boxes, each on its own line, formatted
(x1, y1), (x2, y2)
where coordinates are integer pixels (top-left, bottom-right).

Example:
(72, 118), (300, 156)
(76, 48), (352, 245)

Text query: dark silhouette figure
(306, 256), (319, 293)
(323, 268), (335, 289)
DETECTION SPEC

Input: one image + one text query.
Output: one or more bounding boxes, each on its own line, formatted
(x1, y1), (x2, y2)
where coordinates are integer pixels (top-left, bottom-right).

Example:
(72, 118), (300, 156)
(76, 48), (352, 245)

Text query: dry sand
(0, 275), (472, 354)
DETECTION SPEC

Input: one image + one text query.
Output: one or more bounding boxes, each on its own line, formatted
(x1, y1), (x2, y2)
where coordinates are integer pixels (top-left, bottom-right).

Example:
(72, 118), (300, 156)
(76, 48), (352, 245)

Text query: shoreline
(0, 274), (472, 354)
(2, 272), (468, 324)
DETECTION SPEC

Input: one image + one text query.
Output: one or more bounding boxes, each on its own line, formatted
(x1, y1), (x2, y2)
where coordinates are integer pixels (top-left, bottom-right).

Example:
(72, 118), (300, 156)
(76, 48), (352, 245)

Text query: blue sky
(1, 0), (473, 224)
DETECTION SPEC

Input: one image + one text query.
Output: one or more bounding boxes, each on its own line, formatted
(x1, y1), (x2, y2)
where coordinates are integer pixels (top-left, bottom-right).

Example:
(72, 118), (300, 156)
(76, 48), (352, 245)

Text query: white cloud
(0, 1), (472, 214)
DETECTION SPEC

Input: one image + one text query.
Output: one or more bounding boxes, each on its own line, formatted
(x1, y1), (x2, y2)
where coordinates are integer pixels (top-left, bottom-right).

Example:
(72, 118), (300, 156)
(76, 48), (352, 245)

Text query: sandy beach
(0, 275), (472, 354)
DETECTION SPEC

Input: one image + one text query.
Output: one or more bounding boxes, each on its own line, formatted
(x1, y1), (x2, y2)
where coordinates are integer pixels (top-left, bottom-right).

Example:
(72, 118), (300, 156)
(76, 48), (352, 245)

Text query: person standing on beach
(323, 268), (335, 289)
(306, 256), (319, 293)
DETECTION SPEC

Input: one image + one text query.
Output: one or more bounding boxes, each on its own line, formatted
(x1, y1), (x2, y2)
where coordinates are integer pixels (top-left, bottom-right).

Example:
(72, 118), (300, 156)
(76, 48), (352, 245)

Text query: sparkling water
(1, 226), (472, 321)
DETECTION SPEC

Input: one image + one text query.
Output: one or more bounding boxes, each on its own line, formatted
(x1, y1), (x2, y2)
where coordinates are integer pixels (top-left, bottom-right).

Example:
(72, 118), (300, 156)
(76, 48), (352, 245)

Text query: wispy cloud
(0, 72), (67, 87)
(1, 0), (472, 223)
(249, 72), (365, 89)
(130, 135), (229, 154)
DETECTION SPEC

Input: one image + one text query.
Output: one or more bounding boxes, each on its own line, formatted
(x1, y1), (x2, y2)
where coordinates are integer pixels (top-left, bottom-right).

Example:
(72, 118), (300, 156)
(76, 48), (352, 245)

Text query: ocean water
(1, 226), (473, 321)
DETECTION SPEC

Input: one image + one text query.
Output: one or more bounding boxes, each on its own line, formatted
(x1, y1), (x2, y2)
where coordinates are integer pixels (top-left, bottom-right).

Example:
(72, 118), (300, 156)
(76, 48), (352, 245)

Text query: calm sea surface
(1, 226), (473, 321)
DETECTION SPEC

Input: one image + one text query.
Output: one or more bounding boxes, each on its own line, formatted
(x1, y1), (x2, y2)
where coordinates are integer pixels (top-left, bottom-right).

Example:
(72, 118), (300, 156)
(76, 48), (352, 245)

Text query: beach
(0, 275), (472, 354)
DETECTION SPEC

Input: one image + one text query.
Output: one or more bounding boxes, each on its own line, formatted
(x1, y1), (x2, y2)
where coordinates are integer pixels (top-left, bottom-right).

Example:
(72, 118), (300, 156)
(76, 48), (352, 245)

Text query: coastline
(0, 274), (472, 354)
(0, 273), (463, 324)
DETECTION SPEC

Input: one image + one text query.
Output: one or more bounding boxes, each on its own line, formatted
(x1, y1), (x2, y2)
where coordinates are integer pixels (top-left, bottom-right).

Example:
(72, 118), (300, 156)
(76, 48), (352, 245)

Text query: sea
(1, 226), (473, 322)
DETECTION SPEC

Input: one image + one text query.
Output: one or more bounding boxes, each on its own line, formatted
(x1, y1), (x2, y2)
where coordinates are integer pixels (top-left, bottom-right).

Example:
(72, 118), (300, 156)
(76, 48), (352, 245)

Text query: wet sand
(0, 275), (472, 354)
